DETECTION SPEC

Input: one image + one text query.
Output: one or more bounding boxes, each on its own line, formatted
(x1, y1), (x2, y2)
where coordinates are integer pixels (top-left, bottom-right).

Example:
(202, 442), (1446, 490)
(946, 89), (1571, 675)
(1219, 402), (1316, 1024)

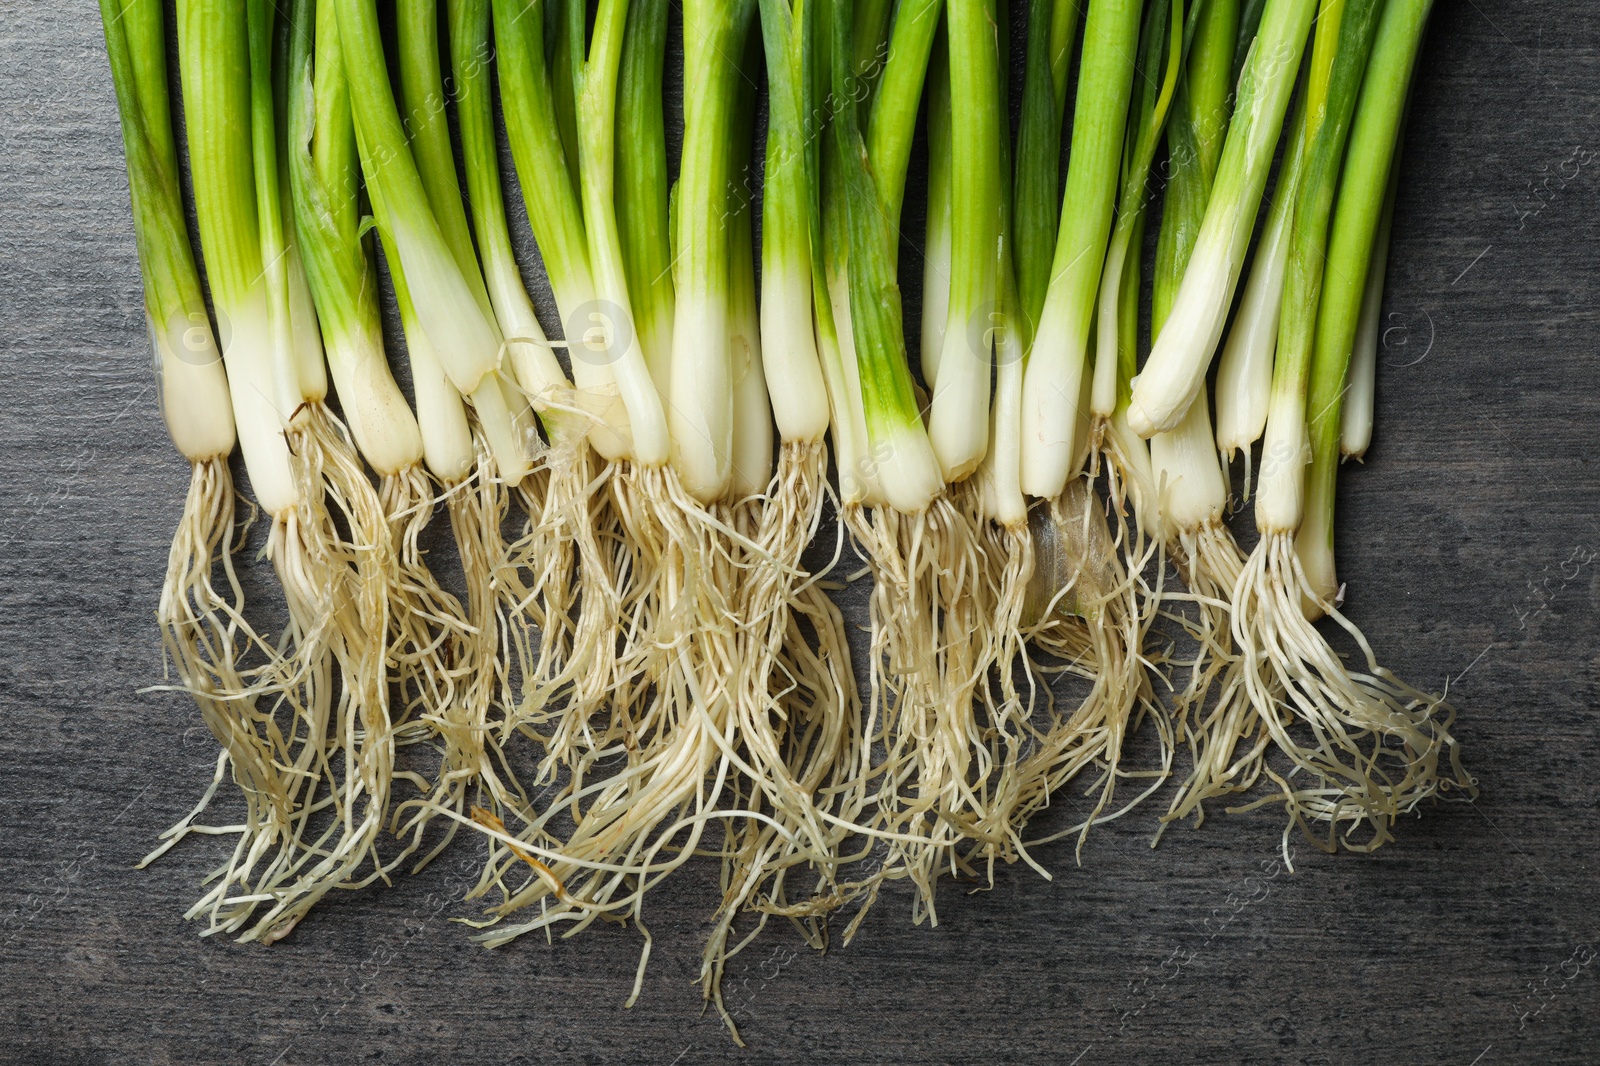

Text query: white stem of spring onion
(1092, 226), (1135, 419)
(410, 344), (476, 484)
(982, 300), (1028, 528)
(1213, 99), (1308, 460)
(1018, 0), (1143, 499)
(335, 0), (502, 398)
(667, 0), (753, 501)
(176, 0), (298, 515)
(401, 297), (476, 485)
(578, 0), (670, 467)
(761, 257), (829, 445)
(825, 264), (882, 506)
(1149, 395), (1228, 532)
(729, 194), (774, 498)
(1127, 0), (1318, 438)
(929, 0), (1000, 483)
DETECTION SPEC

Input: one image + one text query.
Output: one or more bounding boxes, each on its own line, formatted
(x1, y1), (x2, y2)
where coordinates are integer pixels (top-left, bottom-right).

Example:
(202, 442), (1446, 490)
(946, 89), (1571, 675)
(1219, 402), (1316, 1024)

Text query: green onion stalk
(1016, 0), (1143, 499)
(286, 0), (484, 891)
(371, 0), (551, 861)
(396, 0), (539, 485)
(1212, 90), (1309, 496)
(701, 7), (862, 1036)
(1013, 0), (1181, 861)
(1281, 0), (1468, 850)
(175, 2), (297, 515)
(463, 2), (783, 1010)
(863, 0), (942, 241)
(1209, 0), (1308, 487)
(448, 0), (585, 437)
(1088, 0), (1183, 512)
(494, 0), (630, 456)
(1337, 125), (1402, 462)
(668, 0), (759, 501)
(1126, 0), (1317, 438)
(100, 0), (309, 935)
(615, 0), (675, 405)
(824, 0), (1019, 926)
(445, 0), (613, 802)
(1135, 0), (1284, 831)
(334, 0), (503, 397)
(490, 0), (637, 773)
(163, 0), (381, 943)
(814, 0), (934, 509)
(814, 0), (876, 508)
(979, 0), (1081, 521)
(1232, 0), (1465, 859)
(570, 0), (671, 472)
(926, 1), (997, 483)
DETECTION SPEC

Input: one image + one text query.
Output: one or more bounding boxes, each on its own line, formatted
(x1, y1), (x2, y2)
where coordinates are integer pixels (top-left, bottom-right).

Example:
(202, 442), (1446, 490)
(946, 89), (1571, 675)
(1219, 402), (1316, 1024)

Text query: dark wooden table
(3, 3), (1596, 1063)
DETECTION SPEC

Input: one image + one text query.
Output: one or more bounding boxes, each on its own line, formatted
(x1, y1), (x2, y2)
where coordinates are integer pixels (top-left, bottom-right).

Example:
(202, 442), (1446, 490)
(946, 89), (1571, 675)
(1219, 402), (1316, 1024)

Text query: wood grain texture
(2, 2), (1597, 1063)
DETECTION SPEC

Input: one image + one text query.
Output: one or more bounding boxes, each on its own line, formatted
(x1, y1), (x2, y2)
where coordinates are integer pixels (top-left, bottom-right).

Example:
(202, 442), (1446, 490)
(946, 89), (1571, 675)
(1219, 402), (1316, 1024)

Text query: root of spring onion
(378, 463), (476, 749)
(703, 456), (862, 1042)
(1229, 534), (1471, 860)
(503, 443), (627, 778)
(140, 460), (307, 896)
(1017, 476), (1171, 860)
(392, 439), (533, 870)
(1157, 521), (1276, 829)
(839, 485), (1038, 924)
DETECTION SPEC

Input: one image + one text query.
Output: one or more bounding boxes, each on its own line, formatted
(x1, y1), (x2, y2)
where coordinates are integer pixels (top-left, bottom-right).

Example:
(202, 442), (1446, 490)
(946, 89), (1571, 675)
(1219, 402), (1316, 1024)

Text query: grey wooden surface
(3, 3), (1599, 1063)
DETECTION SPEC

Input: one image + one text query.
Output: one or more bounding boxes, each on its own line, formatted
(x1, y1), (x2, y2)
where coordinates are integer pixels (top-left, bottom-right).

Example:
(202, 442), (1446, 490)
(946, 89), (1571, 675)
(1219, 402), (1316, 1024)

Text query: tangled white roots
(1231, 532), (1473, 859)
(502, 444), (624, 778)
(155, 408), (395, 943)
(701, 441), (863, 1042)
(839, 484), (1031, 926)
(1159, 521), (1276, 832)
(393, 443), (533, 869)
(462, 463), (750, 1007)
(142, 458), (301, 916)
(1017, 475), (1169, 861)
(380, 464), (475, 759)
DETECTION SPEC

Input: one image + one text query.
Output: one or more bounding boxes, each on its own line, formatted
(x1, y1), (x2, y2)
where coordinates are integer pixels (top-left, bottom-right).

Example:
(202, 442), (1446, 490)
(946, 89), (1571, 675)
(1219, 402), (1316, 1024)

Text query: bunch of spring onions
(102, 0), (1472, 1041)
